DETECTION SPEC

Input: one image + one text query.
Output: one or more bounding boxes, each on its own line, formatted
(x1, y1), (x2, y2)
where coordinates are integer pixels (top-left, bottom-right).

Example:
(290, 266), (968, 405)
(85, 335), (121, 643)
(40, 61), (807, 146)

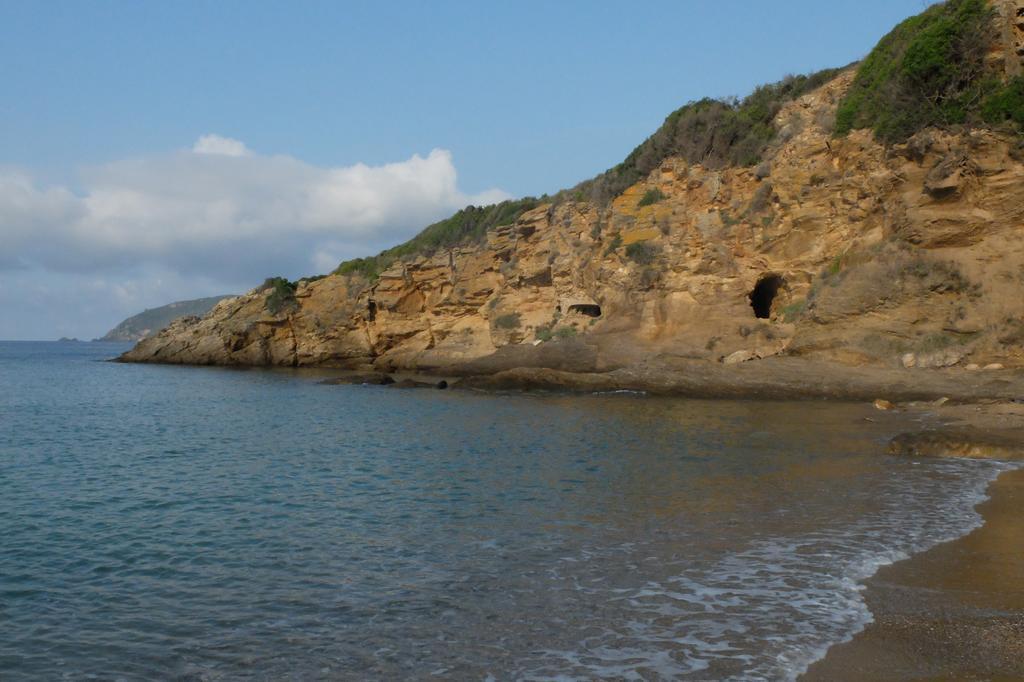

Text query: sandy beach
(803, 466), (1024, 680)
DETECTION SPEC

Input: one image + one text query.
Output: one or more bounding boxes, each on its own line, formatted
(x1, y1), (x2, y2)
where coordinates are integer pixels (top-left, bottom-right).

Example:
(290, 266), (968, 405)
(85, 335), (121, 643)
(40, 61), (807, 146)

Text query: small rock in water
(965, 363), (980, 371)
(983, 363), (1004, 371)
(873, 399), (895, 411)
(901, 353), (917, 369)
(933, 396), (949, 406)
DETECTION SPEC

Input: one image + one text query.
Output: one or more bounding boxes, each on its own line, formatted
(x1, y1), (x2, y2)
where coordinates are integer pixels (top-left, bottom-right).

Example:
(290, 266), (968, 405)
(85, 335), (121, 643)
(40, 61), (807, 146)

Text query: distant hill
(99, 296), (234, 342)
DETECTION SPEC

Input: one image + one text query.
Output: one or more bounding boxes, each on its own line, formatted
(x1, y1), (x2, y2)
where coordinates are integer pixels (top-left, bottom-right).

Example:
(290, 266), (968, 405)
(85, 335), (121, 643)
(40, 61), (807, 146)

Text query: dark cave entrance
(749, 275), (784, 319)
(367, 299), (377, 322)
(567, 304), (602, 318)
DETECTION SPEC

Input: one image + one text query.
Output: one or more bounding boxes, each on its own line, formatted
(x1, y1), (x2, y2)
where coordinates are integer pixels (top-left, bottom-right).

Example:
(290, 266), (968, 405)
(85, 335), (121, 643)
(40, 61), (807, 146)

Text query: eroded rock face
(121, 70), (1024, 374)
(993, 0), (1024, 77)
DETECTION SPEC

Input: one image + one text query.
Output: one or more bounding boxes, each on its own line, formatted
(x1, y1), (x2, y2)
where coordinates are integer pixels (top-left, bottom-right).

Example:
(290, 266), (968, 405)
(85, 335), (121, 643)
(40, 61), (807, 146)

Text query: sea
(0, 341), (1012, 680)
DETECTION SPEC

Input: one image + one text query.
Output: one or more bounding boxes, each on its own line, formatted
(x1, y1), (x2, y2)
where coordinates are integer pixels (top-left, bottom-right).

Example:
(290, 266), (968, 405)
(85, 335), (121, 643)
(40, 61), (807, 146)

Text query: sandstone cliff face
(993, 0), (1024, 77)
(122, 70), (1024, 375)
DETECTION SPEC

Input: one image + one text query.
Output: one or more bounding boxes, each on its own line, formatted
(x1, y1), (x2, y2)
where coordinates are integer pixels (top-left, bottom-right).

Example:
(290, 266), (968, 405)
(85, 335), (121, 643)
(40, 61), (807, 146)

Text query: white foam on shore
(520, 459), (1016, 681)
(786, 459), (1021, 681)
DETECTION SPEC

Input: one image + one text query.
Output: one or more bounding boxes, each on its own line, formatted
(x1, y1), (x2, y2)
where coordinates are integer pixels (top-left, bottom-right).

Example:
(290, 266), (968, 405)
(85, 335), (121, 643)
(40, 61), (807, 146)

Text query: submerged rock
(889, 429), (1024, 461)
(320, 373), (395, 386)
(390, 378), (452, 390)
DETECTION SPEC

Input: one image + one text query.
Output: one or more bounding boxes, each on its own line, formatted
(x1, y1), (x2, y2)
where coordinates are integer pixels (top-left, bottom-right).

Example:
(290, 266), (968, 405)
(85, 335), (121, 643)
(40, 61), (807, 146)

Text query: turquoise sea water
(0, 341), (1010, 680)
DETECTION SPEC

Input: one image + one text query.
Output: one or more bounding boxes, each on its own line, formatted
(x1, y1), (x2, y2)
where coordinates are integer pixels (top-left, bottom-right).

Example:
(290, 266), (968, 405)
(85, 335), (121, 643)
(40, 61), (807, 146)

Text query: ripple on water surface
(0, 342), (1010, 680)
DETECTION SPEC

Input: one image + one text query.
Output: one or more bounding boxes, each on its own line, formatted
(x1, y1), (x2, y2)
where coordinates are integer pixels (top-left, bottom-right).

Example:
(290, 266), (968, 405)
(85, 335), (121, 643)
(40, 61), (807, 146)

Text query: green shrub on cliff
(333, 198), (540, 282)
(261, 277), (297, 315)
(334, 256), (383, 281)
(625, 241), (659, 265)
(637, 188), (666, 207)
(494, 313), (521, 329)
(834, 0), (998, 143)
(981, 76), (1024, 130)
(781, 299), (807, 322)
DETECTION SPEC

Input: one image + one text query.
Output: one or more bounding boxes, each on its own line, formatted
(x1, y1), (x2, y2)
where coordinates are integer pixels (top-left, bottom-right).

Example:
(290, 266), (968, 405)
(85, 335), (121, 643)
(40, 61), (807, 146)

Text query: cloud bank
(0, 137), (509, 339)
(192, 134), (251, 157)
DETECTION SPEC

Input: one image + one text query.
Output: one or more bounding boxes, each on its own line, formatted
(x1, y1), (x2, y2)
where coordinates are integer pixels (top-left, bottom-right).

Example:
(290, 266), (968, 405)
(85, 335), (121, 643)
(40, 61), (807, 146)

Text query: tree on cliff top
(835, 0), (998, 143)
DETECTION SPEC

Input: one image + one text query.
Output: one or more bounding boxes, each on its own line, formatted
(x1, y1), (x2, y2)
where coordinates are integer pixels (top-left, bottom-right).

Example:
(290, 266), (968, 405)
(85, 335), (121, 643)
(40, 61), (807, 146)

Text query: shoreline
(802, 466), (1024, 680)
(309, 356), (1024, 403)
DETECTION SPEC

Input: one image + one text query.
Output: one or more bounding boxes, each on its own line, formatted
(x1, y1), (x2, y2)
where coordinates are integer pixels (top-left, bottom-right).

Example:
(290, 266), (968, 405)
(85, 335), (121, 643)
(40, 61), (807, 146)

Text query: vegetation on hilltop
(333, 198), (540, 281)
(836, 0), (1023, 143)
(561, 67), (845, 206)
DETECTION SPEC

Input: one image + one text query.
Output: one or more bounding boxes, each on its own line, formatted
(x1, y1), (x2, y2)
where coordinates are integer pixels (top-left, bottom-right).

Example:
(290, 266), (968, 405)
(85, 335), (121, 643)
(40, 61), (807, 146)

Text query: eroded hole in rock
(367, 300), (377, 322)
(568, 304), (602, 318)
(749, 275), (784, 319)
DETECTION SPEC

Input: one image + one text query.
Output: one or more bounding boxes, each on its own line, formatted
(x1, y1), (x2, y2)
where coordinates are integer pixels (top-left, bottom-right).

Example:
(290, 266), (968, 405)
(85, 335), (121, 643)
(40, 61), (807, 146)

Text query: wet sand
(802, 467), (1024, 681)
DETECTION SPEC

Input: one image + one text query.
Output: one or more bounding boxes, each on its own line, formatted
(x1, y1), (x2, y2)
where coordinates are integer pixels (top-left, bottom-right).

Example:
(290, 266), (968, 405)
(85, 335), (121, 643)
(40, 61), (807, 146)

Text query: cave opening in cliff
(367, 300), (377, 322)
(567, 304), (602, 318)
(749, 275), (783, 319)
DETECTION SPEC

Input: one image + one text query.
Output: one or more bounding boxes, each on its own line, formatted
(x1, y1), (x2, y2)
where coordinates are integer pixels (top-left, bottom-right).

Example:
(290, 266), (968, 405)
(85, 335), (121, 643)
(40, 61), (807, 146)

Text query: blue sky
(1, 0), (927, 340)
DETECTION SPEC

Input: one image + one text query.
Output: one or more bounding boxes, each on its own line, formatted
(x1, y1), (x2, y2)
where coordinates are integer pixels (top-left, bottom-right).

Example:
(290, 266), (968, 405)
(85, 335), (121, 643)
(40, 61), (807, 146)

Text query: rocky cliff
(122, 1), (1024, 396)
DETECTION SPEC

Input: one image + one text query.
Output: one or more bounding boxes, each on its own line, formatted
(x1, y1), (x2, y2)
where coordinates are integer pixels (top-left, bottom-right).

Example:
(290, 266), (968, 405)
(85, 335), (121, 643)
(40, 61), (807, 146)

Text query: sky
(0, 0), (930, 341)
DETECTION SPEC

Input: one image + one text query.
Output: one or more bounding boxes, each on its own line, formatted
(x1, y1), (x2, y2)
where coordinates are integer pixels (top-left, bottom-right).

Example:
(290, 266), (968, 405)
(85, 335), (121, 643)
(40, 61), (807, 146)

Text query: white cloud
(1, 136), (509, 274)
(192, 134), (250, 156)
(0, 135), (512, 338)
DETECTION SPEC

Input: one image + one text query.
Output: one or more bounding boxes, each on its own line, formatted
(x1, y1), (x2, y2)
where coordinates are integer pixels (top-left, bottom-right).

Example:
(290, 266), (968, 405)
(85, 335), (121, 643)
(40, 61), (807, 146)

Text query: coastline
(802, 466), (1024, 680)
(454, 359), (1024, 403)
(308, 356), (1024, 404)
